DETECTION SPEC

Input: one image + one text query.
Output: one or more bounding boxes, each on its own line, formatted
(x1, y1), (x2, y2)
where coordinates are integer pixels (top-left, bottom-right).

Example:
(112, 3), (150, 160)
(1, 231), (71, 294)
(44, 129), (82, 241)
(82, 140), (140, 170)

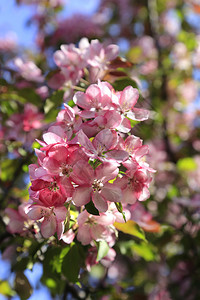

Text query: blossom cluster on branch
(4, 39), (155, 270)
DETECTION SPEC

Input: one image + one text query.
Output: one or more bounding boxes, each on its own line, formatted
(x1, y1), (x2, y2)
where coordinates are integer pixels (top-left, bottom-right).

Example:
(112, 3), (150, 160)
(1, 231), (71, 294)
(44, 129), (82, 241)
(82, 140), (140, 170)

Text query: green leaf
(96, 240), (109, 262)
(177, 157), (197, 172)
(0, 159), (18, 182)
(131, 241), (156, 261)
(18, 88), (42, 106)
(14, 272), (33, 300)
(44, 90), (64, 122)
(112, 77), (138, 91)
(115, 202), (126, 222)
(0, 280), (15, 297)
(42, 247), (62, 276)
(114, 220), (146, 241)
(62, 243), (83, 283)
(85, 200), (100, 216)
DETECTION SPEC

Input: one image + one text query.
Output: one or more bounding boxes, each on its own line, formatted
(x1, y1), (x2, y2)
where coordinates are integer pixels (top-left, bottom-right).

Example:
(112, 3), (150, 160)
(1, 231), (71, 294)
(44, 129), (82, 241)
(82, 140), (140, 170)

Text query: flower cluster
(22, 78), (155, 267)
(48, 38), (119, 100)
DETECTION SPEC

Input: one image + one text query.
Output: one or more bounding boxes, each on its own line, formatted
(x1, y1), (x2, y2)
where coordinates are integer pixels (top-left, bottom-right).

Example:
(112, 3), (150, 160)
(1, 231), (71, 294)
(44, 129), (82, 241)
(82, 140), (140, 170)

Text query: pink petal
(43, 157), (60, 174)
(93, 129), (118, 151)
(105, 44), (119, 61)
(135, 145), (149, 159)
(43, 132), (63, 144)
(95, 162), (119, 182)
(92, 192), (108, 212)
(27, 205), (49, 220)
(127, 108), (149, 121)
(90, 224), (105, 240)
(117, 116), (131, 133)
(61, 229), (75, 244)
(77, 210), (89, 226)
(77, 224), (92, 245)
(96, 213), (115, 225)
(86, 84), (101, 105)
(54, 206), (68, 222)
(72, 160), (94, 185)
(138, 186), (150, 201)
(122, 188), (137, 205)
(106, 150), (129, 162)
(119, 86), (139, 110)
(72, 186), (92, 206)
(78, 130), (96, 155)
(125, 135), (143, 152)
(101, 184), (122, 203)
(73, 92), (91, 110)
(56, 221), (64, 240)
(41, 215), (57, 238)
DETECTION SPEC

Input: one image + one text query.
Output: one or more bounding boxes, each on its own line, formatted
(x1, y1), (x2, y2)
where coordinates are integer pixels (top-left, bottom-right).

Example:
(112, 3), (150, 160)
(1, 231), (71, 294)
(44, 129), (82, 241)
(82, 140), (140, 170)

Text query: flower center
(92, 179), (104, 192)
(60, 163), (73, 177)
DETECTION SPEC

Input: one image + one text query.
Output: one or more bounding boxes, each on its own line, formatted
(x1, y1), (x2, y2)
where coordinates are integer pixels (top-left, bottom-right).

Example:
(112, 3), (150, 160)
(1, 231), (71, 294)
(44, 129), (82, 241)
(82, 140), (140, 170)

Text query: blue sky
(0, 0), (100, 47)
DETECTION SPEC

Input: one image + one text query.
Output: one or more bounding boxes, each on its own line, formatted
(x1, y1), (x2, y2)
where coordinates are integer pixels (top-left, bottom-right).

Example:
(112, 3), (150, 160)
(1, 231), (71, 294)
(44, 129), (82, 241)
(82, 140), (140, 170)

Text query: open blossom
(5, 203), (33, 235)
(27, 205), (67, 239)
(77, 129), (128, 163)
(74, 80), (149, 134)
(14, 57), (44, 82)
(77, 210), (116, 245)
(71, 160), (122, 212)
(49, 104), (82, 140)
(54, 43), (86, 85)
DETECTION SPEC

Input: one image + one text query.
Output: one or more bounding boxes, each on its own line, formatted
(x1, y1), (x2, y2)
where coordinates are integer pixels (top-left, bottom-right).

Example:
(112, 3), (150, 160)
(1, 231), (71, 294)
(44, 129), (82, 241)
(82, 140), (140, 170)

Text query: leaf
(62, 243), (83, 283)
(177, 157), (197, 172)
(115, 202), (126, 222)
(0, 159), (18, 182)
(141, 219), (161, 233)
(96, 240), (109, 262)
(14, 272), (33, 300)
(42, 247), (62, 275)
(112, 77), (138, 91)
(0, 280), (15, 297)
(109, 56), (133, 69)
(85, 200), (100, 216)
(44, 90), (64, 122)
(18, 88), (42, 106)
(114, 220), (146, 241)
(131, 241), (156, 261)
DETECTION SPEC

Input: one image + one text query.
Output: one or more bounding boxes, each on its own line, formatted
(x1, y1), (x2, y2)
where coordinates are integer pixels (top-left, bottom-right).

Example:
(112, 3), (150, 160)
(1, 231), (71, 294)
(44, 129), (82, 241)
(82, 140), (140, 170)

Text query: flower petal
(41, 215), (56, 238)
(101, 184), (122, 203)
(72, 186), (92, 206)
(92, 192), (108, 212)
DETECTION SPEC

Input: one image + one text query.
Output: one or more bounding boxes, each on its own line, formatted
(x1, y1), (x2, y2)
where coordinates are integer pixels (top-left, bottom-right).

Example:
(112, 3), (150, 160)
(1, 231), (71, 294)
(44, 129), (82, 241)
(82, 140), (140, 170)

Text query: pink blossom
(77, 129), (128, 163)
(30, 176), (73, 207)
(71, 160), (122, 212)
(5, 203), (32, 234)
(54, 43), (86, 85)
(14, 57), (44, 82)
(86, 39), (119, 70)
(27, 205), (67, 239)
(73, 81), (115, 118)
(52, 104), (82, 140)
(77, 210), (115, 245)
(115, 163), (152, 204)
